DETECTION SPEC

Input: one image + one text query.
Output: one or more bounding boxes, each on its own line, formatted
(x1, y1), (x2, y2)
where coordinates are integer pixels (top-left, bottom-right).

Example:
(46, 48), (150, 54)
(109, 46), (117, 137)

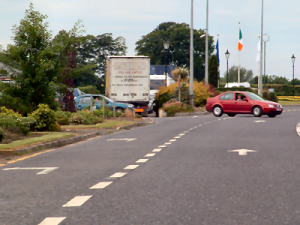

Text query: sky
(1, 0), (300, 80)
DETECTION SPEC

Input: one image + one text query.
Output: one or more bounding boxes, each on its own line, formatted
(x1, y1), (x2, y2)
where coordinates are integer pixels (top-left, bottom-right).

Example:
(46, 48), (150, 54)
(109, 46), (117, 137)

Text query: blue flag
(216, 39), (219, 63)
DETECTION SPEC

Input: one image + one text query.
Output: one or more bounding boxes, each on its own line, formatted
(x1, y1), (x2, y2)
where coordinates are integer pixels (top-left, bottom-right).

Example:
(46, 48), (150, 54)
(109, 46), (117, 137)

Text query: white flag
(256, 38), (260, 62)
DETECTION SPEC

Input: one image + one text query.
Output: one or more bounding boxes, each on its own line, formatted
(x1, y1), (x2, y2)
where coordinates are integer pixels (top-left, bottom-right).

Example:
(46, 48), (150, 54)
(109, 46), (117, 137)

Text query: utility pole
(190, 0), (194, 106)
(205, 0), (209, 85)
(259, 0), (264, 96)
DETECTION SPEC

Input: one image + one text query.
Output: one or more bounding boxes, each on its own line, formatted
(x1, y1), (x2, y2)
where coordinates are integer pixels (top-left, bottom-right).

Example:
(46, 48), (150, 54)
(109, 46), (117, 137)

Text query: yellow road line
(0, 149), (55, 167)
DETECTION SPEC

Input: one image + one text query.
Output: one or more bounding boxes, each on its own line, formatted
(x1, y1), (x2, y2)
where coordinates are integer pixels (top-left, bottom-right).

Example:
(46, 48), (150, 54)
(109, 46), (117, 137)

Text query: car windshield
(245, 93), (264, 101)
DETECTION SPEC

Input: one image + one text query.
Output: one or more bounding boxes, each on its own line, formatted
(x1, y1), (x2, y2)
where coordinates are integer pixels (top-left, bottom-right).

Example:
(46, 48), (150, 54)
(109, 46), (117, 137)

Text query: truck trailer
(105, 56), (150, 117)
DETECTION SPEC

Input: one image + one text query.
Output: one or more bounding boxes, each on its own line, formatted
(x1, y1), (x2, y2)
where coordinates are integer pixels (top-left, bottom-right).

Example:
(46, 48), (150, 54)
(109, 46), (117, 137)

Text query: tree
(222, 65), (253, 83)
(291, 78), (300, 85)
(0, 3), (60, 114)
(135, 22), (215, 81)
(171, 67), (189, 81)
(76, 33), (127, 76)
(250, 75), (290, 85)
(208, 55), (219, 87)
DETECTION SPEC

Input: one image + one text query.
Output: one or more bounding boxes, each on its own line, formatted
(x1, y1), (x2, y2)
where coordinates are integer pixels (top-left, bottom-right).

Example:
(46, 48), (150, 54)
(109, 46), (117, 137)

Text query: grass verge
(279, 100), (300, 105)
(0, 132), (76, 150)
(61, 120), (137, 130)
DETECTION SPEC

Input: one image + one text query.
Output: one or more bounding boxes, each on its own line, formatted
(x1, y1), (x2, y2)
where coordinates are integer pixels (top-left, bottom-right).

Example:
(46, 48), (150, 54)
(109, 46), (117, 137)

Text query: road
(1, 107), (300, 225)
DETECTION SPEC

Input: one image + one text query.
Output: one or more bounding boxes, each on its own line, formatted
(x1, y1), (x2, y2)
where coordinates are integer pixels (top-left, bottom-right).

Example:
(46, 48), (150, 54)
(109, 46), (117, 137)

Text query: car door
(77, 96), (91, 110)
(234, 92), (252, 113)
(219, 93), (235, 112)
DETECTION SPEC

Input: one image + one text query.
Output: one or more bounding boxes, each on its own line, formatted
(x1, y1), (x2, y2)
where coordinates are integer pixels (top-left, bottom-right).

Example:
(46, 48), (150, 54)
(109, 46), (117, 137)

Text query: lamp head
(163, 39), (170, 50)
(291, 54), (296, 63)
(225, 49), (230, 59)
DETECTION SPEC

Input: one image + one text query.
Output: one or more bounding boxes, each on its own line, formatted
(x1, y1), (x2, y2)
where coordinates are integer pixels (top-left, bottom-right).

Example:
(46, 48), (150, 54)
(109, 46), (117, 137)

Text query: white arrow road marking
(107, 138), (136, 142)
(90, 181), (112, 189)
(38, 217), (66, 225)
(124, 165), (139, 170)
(254, 120), (265, 123)
(136, 159), (148, 163)
(228, 149), (257, 156)
(62, 196), (92, 207)
(3, 167), (58, 175)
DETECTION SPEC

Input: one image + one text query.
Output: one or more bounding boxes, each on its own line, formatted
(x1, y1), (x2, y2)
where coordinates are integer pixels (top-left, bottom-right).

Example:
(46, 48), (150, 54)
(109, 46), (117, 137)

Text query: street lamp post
(225, 50), (230, 88)
(291, 54), (296, 96)
(163, 39), (170, 87)
(205, 0), (209, 85)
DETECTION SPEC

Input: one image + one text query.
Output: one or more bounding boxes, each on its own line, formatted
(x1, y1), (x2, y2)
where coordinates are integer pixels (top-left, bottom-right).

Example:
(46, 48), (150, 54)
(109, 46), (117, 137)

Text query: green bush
(29, 104), (56, 131)
(269, 92), (278, 102)
(0, 115), (17, 129)
(93, 108), (122, 118)
(0, 106), (22, 117)
(262, 91), (268, 100)
(15, 117), (37, 135)
(49, 123), (62, 131)
(69, 113), (85, 124)
(55, 111), (70, 125)
(77, 112), (103, 125)
(0, 127), (5, 142)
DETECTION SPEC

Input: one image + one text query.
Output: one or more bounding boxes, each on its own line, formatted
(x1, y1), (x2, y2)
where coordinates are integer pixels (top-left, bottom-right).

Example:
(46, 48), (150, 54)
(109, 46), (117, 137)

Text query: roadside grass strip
(136, 159), (148, 163)
(89, 182), (113, 189)
(0, 133), (76, 151)
(38, 217), (66, 225)
(124, 165), (139, 170)
(110, 172), (127, 178)
(152, 148), (162, 152)
(61, 120), (136, 130)
(145, 153), (155, 157)
(62, 196), (92, 207)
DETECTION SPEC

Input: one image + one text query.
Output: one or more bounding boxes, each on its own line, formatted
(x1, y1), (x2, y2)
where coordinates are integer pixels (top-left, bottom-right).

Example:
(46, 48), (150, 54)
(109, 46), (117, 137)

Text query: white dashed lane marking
(124, 165), (139, 170)
(179, 134), (185, 136)
(165, 142), (172, 145)
(169, 139), (176, 142)
(153, 148), (162, 152)
(159, 145), (167, 147)
(110, 172), (127, 178)
(90, 182), (112, 189)
(136, 159), (148, 163)
(145, 153), (156, 157)
(38, 217), (66, 225)
(62, 196), (92, 207)
(174, 136), (181, 138)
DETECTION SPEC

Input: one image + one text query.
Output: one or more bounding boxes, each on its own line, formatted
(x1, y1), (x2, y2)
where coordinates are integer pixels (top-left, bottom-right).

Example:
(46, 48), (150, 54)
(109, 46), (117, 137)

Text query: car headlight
(268, 104), (274, 108)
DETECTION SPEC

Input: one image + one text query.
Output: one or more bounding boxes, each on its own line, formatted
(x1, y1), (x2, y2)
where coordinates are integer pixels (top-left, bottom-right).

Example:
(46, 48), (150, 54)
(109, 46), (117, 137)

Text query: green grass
(62, 120), (136, 129)
(279, 100), (300, 105)
(0, 132), (76, 150)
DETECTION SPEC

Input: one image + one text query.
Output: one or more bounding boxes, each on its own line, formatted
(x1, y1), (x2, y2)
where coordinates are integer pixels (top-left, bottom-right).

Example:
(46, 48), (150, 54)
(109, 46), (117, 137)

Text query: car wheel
(267, 114), (276, 118)
(213, 105), (223, 117)
(252, 106), (262, 117)
(116, 107), (124, 113)
(227, 113), (236, 117)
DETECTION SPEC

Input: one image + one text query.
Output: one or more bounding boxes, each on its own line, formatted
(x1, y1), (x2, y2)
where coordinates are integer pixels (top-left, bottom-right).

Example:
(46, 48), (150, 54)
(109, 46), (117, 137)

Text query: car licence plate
(276, 108), (282, 111)
(135, 108), (144, 112)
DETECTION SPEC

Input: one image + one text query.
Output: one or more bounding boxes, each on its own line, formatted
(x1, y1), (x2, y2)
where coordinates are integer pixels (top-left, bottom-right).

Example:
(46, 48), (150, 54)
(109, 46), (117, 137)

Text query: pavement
(0, 107), (300, 224)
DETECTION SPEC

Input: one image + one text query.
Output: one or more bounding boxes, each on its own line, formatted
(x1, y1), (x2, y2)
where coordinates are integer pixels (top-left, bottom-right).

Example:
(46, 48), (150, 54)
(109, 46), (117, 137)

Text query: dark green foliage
(29, 104), (56, 131)
(208, 55), (219, 87)
(0, 127), (5, 142)
(135, 22), (215, 81)
(78, 85), (100, 94)
(77, 112), (103, 124)
(216, 87), (254, 92)
(56, 114), (70, 125)
(154, 91), (172, 111)
(269, 92), (278, 102)
(262, 91), (268, 99)
(0, 115), (16, 129)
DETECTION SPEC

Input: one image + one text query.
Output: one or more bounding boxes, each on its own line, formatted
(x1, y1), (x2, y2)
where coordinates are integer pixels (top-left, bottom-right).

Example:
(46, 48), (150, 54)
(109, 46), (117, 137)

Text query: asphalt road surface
(1, 107), (300, 225)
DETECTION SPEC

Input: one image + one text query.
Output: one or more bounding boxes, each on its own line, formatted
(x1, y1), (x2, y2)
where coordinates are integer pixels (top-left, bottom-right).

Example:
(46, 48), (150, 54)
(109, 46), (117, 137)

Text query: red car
(206, 91), (283, 117)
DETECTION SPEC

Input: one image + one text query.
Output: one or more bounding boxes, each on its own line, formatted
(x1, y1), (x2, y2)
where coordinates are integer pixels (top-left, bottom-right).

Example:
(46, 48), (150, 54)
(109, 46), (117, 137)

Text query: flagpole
(258, 36), (261, 93)
(259, 0), (264, 96)
(217, 34), (220, 88)
(238, 22), (241, 84)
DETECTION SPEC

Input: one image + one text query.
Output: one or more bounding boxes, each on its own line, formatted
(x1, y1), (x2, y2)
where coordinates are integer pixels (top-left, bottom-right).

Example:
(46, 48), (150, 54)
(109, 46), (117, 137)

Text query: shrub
(269, 92), (278, 102)
(49, 123), (62, 131)
(78, 112), (103, 125)
(124, 108), (135, 118)
(0, 106), (22, 118)
(0, 127), (5, 142)
(78, 85), (100, 94)
(29, 104), (56, 131)
(0, 115), (17, 129)
(262, 91), (268, 100)
(93, 107), (118, 118)
(162, 99), (182, 117)
(15, 117), (37, 135)
(55, 111), (70, 125)
(69, 113), (85, 124)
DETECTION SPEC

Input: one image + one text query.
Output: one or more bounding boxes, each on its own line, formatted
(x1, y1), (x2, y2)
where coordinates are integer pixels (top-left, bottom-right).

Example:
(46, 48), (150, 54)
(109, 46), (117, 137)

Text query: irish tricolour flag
(238, 27), (243, 51)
